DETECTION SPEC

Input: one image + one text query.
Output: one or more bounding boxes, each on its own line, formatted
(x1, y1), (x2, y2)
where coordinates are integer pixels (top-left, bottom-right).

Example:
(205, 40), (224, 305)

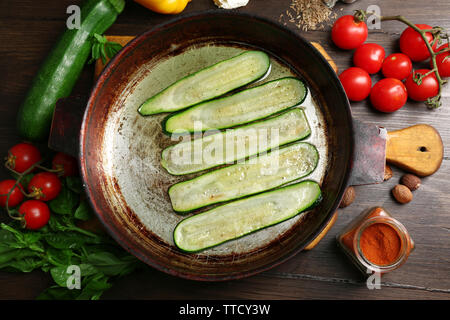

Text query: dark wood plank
(0, 0), (449, 299)
(102, 268), (450, 300)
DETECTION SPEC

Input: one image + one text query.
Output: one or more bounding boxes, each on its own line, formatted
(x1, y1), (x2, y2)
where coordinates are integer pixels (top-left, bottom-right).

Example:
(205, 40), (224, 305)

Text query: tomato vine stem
(1, 159), (59, 221)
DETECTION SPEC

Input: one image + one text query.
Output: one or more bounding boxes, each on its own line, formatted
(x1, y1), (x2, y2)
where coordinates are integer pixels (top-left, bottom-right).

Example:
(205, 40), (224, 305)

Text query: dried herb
(279, 0), (338, 31)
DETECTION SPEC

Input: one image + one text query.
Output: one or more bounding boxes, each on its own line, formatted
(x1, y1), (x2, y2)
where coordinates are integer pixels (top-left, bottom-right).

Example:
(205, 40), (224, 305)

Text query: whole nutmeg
(392, 184), (413, 204)
(339, 186), (355, 208)
(401, 174), (421, 191)
(384, 165), (393, 181)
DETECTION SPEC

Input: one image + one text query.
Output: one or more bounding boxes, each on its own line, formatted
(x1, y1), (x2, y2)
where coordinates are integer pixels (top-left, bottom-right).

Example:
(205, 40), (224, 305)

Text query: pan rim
(79, 10), (355, 281)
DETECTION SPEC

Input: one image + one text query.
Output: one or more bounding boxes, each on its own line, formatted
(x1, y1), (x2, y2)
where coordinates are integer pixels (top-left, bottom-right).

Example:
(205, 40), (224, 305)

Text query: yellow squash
(134, 0), (191, 14)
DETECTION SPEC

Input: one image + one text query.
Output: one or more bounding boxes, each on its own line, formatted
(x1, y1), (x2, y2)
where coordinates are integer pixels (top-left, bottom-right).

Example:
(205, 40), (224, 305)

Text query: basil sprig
(0, 176), (143, 300)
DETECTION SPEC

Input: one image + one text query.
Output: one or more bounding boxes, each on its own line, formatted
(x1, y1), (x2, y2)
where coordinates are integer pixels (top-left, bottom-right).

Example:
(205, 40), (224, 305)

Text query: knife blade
(349, 119), (444, 186)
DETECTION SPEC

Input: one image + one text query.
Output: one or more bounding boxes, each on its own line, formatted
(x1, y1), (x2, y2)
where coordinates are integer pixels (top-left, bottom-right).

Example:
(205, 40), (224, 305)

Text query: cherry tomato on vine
(381, 53), (413, 80)
(18, 200), (50, 230)
(339, 67), (372, 101)
(405, 69), (439, 102)
(432, 44), (450, 78)
(0, 179), (24, 208)
(28, 172), (62, 202)
(6, 142), (41, 173)
(353, 43), (386, 74)
(52, 152), (78, 177)
(370, 78), (408, 113)
(332, 15), (368, 50)
(399, 24), (438, 62)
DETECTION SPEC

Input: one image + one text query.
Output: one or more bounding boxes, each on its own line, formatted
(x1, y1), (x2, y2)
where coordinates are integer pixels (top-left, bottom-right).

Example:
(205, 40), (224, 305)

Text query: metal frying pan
(58, 12), (354, 281)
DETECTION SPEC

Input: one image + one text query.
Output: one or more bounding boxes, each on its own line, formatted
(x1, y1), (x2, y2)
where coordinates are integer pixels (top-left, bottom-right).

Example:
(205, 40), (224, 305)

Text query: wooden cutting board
(94, 36), (339, 250)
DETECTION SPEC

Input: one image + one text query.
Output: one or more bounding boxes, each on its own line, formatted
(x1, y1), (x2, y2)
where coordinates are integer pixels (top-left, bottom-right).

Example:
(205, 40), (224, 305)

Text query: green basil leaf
(49, 182), (79, 215)
(74, 200), (93, 221)
(80, 263), (99, 277)
(104, 45), (114, 60)
(0, 224), (45, 253)
(100, 45), (107, 65)
(46, 247), (74, 266)
(0, 249), (22, 265)
(108, 42), (123, 53)
(0, 251), (43, 272)
(86, 251), (139, 276)
(0, 245), (16, 255)
(45, 232), (98, 249)
(0, 228), (21, 247)
(19, 173), (35, 190)
(1, 223), (25, 244)
(47, 215), (66, 232)
(50, 266), (70, 287)
(49, 263), (96, 287)
(66, 177), (83, 194)
(77, 273), (111, 300)
(93, 33), (106, 44)
(37, 285), (78, 300)
(88, 43), (100, 65)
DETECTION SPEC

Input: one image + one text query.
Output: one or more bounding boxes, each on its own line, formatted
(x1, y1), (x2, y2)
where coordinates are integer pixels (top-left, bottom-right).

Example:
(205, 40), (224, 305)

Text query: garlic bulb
(213, 0), (249, 9)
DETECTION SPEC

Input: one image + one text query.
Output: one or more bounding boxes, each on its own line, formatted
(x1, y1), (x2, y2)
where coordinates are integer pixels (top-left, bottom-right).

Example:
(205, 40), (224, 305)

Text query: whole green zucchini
(16, 0), (125, 141)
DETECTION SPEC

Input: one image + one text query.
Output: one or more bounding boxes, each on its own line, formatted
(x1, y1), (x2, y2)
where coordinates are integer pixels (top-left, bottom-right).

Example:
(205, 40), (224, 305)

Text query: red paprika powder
(360, 223), (401, 266)
(337, 207), (414, 275)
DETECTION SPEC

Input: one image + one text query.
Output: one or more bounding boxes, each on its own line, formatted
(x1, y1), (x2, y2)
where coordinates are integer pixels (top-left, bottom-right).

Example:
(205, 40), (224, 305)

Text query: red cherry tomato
(28, 172), (62, 202)
(405, 69), (439, 102)
(399, 24), (438, 62)
(52, 152), (78, 177)
(0, 180), (24, 208)
(433, 44), (450, 77)
(332, 15), (368, 50)
(339, 67), (372, 101)
(353, 43), (386, 74)
(19, 200), (50, 230)
(6, 143), (41, 173)
(370, 78), (407, 113)
(381, 53), (413, 80)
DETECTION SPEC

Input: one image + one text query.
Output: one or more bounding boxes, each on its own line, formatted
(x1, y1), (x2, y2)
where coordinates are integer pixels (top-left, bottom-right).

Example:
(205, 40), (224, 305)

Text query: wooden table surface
(0, 0), (449, 300)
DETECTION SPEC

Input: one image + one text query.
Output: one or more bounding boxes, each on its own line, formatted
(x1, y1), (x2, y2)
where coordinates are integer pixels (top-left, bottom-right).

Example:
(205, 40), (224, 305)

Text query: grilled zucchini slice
(138, 51), (270, 115)
(164, 77), (307, 133)
(161, 108), (311, 175)
(169, 142), (319, 212)
(173, 180), (322, 252)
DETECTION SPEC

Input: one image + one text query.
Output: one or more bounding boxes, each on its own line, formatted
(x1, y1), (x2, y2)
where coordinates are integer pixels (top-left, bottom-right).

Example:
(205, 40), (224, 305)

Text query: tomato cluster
(332, 15), (448, 112)
(1, 143), (78, 230)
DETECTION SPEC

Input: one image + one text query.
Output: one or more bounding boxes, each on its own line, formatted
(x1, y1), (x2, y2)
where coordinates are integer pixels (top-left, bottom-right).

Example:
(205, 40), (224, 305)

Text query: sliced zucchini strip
(169, 142), (319, 212)
(164, 77), (307, 133)
(138, 51), (270, 115)
(173, 180), (321, 252)
(161, 108), (311, 175)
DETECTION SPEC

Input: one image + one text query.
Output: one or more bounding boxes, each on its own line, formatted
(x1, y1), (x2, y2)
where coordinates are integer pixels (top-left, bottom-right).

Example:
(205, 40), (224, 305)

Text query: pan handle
(48, 95), (87, 158)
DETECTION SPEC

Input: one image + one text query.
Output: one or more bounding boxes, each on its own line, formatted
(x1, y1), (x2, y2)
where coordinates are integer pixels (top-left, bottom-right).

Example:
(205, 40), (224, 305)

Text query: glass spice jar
(336, 207), (415, 276)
